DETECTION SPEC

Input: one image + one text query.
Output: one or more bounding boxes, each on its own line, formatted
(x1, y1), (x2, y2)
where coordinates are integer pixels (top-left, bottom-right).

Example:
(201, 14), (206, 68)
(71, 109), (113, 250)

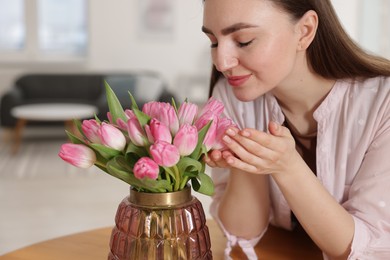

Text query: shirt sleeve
(209, 79), (268, 259)
(343, 100), (390, 259)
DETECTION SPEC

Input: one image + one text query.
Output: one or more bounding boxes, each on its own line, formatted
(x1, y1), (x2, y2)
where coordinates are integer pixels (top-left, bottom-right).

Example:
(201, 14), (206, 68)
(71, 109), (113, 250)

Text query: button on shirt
(210, 76), (390, 259)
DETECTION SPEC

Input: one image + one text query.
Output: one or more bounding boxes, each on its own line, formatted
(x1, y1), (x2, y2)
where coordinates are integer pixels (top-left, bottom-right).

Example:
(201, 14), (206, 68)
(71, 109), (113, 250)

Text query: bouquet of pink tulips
(59, 82), (235, 195)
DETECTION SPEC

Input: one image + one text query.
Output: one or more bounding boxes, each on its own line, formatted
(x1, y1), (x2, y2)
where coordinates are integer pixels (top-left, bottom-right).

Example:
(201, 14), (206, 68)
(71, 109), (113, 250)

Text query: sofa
(0, 72), (175, 128)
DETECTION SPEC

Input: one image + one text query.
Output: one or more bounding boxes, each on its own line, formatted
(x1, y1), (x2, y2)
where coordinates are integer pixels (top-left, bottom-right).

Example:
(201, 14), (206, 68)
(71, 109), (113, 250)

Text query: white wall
(332, 0), (360, 40)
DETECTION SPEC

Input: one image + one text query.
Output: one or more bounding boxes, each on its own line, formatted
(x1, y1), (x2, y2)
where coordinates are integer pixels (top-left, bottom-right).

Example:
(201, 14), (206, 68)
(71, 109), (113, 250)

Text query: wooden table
(0, 220), (322, 259)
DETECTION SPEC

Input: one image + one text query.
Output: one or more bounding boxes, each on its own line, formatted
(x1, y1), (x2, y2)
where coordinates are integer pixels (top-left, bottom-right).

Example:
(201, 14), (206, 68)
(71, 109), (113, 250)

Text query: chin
(232, 89), (261, 102)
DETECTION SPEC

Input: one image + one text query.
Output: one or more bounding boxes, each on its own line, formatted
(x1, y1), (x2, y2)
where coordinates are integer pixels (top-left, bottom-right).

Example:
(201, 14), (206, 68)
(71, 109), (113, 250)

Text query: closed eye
(238, 40), (253, 48)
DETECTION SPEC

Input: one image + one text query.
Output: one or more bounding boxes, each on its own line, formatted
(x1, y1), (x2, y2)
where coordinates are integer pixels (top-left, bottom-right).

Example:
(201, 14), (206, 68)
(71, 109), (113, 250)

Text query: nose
(213, 46), (239, 72)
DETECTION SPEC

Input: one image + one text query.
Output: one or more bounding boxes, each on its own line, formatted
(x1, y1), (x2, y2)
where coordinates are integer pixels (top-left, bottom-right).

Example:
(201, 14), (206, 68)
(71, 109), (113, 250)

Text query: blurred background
(0, 0), (389, 256)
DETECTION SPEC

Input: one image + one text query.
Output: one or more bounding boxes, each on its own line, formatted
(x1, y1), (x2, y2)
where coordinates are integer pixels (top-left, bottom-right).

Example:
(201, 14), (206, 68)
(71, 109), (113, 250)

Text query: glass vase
(108, 186), (212, 259)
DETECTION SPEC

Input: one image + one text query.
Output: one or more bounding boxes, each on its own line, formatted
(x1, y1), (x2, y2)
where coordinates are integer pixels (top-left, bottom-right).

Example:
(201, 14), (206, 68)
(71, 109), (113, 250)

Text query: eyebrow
(202, 23), (258, 36)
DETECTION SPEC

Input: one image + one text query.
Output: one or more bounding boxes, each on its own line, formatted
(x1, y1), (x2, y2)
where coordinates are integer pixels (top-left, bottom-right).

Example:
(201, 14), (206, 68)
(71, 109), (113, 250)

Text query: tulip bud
(213, 117), (236, 150)
(142, 101), (161, 118)
(194, 111), (217, 130)
(124, 109), (136, 119)
(58, 143), (96, 168)
(133, 157), (159, 180)
(147, 118), (172, 143)
(127, 117), (148, 146)
(173, 124), (198, 156)
(98, 123), (127, 151)
(160, 102), (180, 135)
(150, 141), (180, 167)
(143, 102), (179, 135)
(197, 97), (224, 119)
(203, 118), (218, 151)
(178, 102), (198, 126)
(81, 119), (101, 143)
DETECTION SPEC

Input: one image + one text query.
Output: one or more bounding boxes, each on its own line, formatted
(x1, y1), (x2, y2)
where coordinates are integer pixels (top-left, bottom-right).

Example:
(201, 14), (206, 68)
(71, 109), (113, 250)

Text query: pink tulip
(81, 119), (101, 143)
(58, 143), (96, 168)
(197, 97), (224, 119)
(142, 102), (179, 135)
(115, 118), (128, 131)
(142, 101), (161, 118)
(194, 110), (217, 130)
(145, 118), (172, 144)
(203, 118), (218, 151)
(150, 141), (180, 167)
(133, 157), (159, 180)
(108, 109), (136, 131)
(127, 117), (148, 146)
(213, 117), (236, 150)
(98, 123), (127, 151)
(173, 124), (198, 156)
(107, 112), (113, 124)
(178, 102), (198, 126)
(124, 109), (136, 119)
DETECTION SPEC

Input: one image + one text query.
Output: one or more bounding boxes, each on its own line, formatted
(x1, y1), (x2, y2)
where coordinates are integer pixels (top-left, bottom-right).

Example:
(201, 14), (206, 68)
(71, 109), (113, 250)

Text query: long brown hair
(208, 0), (390, 97)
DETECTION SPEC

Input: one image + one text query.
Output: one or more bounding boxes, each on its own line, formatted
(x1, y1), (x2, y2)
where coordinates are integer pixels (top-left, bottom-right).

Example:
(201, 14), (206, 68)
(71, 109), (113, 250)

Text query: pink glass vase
(108, 186), (212, 259)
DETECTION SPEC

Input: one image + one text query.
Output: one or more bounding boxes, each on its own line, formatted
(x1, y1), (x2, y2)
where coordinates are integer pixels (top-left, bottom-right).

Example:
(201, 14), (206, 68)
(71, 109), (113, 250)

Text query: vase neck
(129, 186), (192, 207)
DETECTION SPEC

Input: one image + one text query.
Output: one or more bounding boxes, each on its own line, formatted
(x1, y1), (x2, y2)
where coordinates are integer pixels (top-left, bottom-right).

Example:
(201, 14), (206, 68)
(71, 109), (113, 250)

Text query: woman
(202, 0), (390, 259)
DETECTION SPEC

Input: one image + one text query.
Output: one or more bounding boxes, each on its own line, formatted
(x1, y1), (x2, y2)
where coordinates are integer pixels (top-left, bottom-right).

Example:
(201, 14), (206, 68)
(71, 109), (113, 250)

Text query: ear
(296, 10), (318, 51)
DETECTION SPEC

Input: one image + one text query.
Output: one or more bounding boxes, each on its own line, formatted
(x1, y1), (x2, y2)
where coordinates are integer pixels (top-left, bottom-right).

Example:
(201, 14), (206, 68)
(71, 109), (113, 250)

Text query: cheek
(251, 38), (297, 76)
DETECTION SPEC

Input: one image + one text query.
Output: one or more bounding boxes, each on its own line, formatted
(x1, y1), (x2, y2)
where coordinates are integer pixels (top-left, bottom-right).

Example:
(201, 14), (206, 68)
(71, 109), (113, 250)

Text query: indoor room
(0, 0), (389, 259)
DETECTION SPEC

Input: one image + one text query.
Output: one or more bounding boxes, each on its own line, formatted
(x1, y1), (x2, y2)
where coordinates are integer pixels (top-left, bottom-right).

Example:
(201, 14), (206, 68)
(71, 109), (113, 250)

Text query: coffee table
(10, 103), (98, 154)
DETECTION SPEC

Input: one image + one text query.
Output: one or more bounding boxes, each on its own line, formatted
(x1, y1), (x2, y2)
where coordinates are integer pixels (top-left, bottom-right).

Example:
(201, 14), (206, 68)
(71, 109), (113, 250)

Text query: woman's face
(203, 0), (302, 101)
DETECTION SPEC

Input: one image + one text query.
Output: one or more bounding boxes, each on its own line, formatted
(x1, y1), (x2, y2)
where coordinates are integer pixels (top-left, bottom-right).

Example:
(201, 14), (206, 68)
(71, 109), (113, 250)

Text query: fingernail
(241, 130), (250, 137)
(226, 128), (235, 136)
(222, 135), (231, 143)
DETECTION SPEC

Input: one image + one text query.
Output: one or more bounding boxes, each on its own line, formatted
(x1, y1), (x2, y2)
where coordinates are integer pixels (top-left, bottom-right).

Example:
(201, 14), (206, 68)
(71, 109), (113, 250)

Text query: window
(0, 0), (25, 51)
(0, 0), (88, 61)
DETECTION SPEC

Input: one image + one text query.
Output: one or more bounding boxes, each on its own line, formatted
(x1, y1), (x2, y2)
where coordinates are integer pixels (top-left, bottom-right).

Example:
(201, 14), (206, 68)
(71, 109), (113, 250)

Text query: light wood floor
(0, 127), (212, 255)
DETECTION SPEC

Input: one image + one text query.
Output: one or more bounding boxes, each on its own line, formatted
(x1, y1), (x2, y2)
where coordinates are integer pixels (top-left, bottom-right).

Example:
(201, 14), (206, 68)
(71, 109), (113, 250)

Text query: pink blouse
(210, 76), (390, 259)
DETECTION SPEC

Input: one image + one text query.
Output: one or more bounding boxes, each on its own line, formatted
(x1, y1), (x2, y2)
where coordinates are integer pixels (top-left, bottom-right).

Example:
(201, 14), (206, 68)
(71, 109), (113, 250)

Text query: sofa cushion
(16, 74), (104, 101)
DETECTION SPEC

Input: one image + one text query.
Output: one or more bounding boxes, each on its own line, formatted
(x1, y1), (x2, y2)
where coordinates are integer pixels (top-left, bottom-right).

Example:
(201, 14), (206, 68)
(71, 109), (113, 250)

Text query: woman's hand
(213, 121), (301, 175)
(204, 148), (235, 168)
(204, 127), (240, 168)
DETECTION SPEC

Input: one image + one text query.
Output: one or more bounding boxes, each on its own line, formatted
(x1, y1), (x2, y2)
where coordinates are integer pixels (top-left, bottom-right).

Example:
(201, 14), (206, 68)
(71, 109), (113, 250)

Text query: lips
(227, 74), (251, 87)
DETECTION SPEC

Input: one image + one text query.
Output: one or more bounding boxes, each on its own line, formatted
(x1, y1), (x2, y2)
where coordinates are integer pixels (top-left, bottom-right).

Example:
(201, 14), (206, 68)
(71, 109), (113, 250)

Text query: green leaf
(177, 157), (203, 175)
(72, 119), (85, 138)
(191, 172), (215, 196)
(133, 108), (151, 128)
(94, 114), (102, 123)
(189, 120), (213, 160)
(182, 171), (198, 179)
(89, 143), (122, 159)
(128, 91), (139, 110)
(125, 142), (149, 158)
(113, 155), (135, 172)
(171, 97), (179, 114)
(65, 130), (86, 145)
(105, 81), (127, 123)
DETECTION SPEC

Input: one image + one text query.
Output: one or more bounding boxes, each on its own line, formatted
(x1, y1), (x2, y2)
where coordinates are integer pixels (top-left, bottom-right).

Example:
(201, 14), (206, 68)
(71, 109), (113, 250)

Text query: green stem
(173, 165), (180, 191)
(95, 160), (107, 169)
(180, 176), (189, 190)
(165, 172), (173, 192)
